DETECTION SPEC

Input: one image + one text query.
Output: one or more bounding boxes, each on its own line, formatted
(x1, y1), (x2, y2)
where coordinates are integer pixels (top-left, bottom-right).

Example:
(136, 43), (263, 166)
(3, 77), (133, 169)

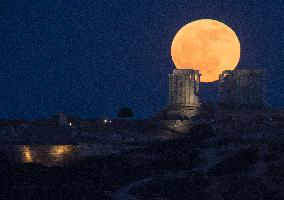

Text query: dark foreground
(1, 125), (283, 200)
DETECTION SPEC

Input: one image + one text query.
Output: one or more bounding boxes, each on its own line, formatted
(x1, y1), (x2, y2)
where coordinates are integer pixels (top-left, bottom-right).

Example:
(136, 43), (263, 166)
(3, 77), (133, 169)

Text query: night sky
(1, 0), (283, 120)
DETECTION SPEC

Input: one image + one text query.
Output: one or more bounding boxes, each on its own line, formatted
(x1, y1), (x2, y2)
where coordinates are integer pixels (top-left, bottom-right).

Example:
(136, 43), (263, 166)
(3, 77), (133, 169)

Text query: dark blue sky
(1, 0), (283, 119)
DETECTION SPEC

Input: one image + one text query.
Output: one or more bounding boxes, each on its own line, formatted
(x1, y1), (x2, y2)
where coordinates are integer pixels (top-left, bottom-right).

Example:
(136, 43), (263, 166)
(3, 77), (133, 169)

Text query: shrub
(222, 175), (274, 200)
(263, 153), (280, 163)
(0, 151), (10, 167)
(189, 124), (214, 142)
(210, 146), (259, 176)
(117, 107), (134, 119)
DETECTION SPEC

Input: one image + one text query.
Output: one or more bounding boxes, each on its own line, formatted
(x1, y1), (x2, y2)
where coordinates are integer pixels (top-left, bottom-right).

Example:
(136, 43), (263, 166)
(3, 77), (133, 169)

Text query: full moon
(171, 19), (240, 82)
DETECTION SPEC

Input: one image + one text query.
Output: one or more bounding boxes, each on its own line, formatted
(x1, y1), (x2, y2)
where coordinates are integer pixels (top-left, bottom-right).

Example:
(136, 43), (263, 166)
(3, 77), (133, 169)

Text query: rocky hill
(1, 123), (283, 200)
(115, 125), (284, 200)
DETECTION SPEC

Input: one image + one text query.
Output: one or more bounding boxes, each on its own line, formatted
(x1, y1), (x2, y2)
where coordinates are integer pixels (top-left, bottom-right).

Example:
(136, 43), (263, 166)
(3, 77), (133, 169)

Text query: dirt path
(112, 177), (154, 200)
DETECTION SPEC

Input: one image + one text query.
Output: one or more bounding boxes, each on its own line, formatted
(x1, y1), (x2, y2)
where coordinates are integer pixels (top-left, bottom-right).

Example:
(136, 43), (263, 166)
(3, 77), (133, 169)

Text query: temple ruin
(164, 69), (201, 118)
(218, 69), (264, 108)
(157, 68), (266, 119)
(168, 69), (201, 107)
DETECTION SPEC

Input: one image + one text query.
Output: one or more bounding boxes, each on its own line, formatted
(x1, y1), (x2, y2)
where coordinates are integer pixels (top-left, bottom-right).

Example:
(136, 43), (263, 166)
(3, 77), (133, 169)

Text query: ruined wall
(168, 69), (201, 107)
(59, 112), (68, 127)
(218, 69), (264, 108)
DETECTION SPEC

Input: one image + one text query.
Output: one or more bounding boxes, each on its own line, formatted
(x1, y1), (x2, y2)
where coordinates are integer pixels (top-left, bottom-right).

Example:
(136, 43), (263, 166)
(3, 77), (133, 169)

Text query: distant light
(22, 146), (33, 162)
(109, 120), (112, 123)
(104, 119), (107, 123)
(50, 145), (71, 157)
(69, 122), (72, 126)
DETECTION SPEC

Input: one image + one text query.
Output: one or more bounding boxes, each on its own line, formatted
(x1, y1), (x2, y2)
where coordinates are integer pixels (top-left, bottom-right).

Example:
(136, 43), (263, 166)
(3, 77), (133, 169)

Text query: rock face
(212, 108), (284, 132)
(218, 69), (264, 107)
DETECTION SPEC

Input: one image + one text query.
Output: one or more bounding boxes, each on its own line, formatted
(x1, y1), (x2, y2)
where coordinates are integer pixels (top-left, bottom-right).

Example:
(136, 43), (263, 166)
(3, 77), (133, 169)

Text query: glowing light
(22, 146), (33, 162)
(104, 119), (107, 123)
(171, 19), (240, 82)
(69, 122), (72, 126)
(50, 145), (72, 158)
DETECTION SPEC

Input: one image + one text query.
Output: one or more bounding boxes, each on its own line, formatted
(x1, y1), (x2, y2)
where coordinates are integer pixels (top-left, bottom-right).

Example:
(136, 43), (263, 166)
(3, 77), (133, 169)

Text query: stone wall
(168, 69), (201, 107)
(218, 69), (264, 108)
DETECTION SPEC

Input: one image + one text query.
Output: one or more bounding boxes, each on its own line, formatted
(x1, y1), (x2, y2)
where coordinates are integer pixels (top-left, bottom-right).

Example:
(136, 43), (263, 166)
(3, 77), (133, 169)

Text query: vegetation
(117, 107), (134, 119)
(0, 124), (283, 200)
(210, 146), (259, 176)
(189, 123), (215, 142)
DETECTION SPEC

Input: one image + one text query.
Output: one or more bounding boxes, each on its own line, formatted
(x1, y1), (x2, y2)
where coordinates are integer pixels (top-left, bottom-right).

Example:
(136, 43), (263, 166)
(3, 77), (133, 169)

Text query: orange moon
(171, 19), (240, 82)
